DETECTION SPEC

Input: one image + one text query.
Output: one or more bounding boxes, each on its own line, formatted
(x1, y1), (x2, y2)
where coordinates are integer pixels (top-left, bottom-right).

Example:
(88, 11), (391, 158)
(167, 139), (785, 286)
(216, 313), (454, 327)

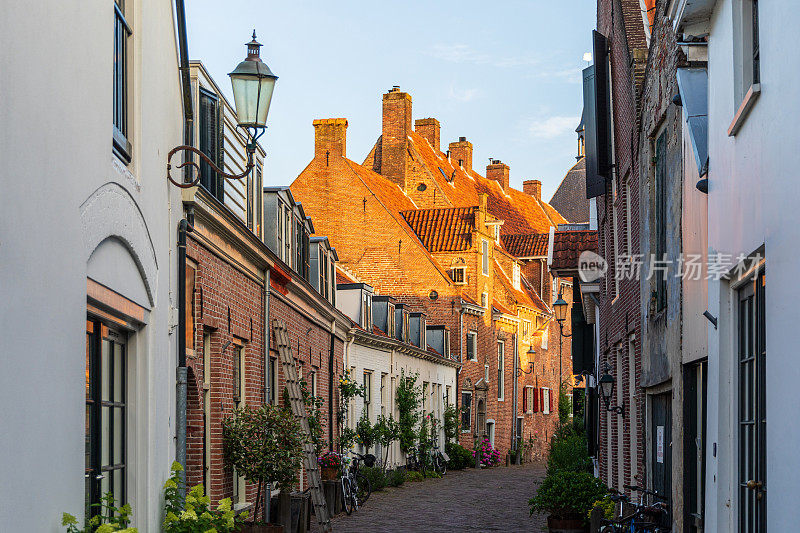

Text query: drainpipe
(263, 267), (271, 524)
(176, 217), (193, 496)
(512, 332), (518, 453)
(175, 0), (193, 497)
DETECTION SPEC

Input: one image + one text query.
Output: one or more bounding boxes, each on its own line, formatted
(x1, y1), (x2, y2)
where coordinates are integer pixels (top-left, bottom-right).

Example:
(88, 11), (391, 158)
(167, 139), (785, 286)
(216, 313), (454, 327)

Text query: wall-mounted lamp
(167, 31), (277, 188)
(703, 310), (718, 329)
(598, 371), (625, 417)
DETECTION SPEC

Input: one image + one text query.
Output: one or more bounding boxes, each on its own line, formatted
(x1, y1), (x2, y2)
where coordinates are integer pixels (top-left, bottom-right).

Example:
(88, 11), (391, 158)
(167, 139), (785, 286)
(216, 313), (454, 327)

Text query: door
(651, 392), (672, 506)
(684, 360), (708, 532)
(85, 320), (128, 516)
(738, 270), (766, 532)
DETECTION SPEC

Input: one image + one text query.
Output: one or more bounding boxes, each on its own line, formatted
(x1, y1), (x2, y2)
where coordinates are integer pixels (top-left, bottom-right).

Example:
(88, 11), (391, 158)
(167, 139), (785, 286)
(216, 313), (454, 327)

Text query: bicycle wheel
(438, 454), (447, 475)
(341, 477), (353, 515)
(355, 472), (371, 504)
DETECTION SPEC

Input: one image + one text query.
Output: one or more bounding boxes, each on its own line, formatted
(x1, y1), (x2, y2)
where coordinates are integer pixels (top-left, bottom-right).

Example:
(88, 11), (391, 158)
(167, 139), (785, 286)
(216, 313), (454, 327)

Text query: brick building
(290, 88), (575, 460)
(181, 64), (350, 509)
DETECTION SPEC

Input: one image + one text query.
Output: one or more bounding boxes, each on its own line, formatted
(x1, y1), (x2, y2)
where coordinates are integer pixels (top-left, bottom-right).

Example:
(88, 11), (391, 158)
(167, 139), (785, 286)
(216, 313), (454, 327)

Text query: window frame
(450, 266), (466, 284)
(497, 340), (505, 401)
(654, 129), (668, 311)
(466, 330), (478, 361)
(112, 0), (132, 163)
(461, 391), (472, 432)
(481, 239), (489, 275)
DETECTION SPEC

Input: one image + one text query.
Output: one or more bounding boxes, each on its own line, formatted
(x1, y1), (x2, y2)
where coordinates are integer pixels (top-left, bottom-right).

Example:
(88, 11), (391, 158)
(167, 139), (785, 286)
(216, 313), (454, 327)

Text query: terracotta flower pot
(321, 465), (339, 481)
(546, 515), (587, 533)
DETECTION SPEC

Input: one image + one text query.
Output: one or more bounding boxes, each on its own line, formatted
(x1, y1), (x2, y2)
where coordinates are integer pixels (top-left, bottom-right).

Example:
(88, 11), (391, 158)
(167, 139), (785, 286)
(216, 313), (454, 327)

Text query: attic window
(481, 292), (488, 308)
(450, 266), (466, 284)
(417, 183), (427, 192)
(513, 263), (521, 291)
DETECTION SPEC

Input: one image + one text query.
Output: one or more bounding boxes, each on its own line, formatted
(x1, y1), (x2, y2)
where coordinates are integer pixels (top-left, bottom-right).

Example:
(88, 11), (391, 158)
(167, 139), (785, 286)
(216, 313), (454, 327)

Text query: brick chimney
(449, 137), (473, 173)
(523, 179), (542, 200)
(381, 87), (412, 189)
(313, 118), (348, 160)
(415, 118), (440, 152)
(486, 159), (510, 190)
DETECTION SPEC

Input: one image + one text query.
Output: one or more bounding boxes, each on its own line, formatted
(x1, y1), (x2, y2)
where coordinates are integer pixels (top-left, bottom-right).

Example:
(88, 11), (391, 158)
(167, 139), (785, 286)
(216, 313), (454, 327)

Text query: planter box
(240, 524), (284, 533)
(321, 466), (338, 481)
(546, 515), (587, 533)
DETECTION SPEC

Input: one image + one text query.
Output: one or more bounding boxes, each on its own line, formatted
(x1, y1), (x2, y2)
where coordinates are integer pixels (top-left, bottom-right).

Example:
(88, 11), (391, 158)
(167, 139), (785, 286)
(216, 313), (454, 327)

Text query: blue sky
(186, 1), (595, 200)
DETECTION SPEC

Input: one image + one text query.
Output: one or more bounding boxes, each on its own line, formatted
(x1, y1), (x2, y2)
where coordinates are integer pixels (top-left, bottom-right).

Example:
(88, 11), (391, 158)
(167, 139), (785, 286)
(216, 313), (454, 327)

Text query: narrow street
(324, 464), (547, 532)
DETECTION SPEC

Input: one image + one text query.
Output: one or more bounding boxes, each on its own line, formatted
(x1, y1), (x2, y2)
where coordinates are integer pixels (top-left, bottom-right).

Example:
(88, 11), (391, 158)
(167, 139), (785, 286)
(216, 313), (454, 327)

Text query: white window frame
(512, 262), (521, 290)
(461, 390), (473, 433)
(542, 387), (551, 415)
(484, 364), (490, 383)
(497, 340), (505, 401)
(730, 0), (761, 135)
(482, 239), (489, 276)
(481, 291), (488, 309)
(467, 331), (478, 361)
(525, 385), (534, 414)
(450, 266), (467, 284)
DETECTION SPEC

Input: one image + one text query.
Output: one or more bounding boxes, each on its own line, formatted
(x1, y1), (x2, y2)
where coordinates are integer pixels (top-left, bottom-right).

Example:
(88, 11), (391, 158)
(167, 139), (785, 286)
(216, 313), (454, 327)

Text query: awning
(677, 67), (709, 177)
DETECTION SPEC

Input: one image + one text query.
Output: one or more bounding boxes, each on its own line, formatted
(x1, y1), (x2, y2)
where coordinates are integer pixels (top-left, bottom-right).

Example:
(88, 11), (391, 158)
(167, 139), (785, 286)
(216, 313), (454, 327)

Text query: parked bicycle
(427, 436), (448, 476)
(340, 450), (374, 515)
(599, 484), (670, 533)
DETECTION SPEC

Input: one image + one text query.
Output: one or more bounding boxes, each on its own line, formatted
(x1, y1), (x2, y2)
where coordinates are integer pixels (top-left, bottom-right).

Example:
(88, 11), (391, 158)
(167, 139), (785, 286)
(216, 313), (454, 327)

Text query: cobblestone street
(322, 463), (548, 532)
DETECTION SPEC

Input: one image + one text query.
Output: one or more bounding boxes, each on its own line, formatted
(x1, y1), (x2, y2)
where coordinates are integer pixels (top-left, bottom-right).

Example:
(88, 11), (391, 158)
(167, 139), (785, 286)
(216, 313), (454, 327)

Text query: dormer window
(494, 225), (500, 244)
(450, 266), (466, 284)
(513, 263), (521, 291)
(361, 291), (372, 329)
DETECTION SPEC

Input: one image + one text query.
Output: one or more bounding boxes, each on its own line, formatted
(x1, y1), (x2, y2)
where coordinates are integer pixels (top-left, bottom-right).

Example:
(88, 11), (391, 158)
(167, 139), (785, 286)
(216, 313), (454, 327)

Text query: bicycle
(599, 485), (670, 533)
(428, 437), (448, 476)
(340, 450), (374, 514)
(406, 448), (420, 471)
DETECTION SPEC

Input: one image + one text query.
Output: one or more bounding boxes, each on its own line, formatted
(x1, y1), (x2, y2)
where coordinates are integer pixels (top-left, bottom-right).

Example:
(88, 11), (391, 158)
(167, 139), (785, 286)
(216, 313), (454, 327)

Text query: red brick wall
(596, 0), (647, 493)
(381, 90), (412, 189)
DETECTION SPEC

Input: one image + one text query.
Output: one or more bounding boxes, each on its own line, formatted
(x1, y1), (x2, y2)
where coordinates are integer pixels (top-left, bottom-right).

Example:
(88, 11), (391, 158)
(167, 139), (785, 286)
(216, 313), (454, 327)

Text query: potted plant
(222, 404), (305, 533)
(317, 452), (343, 481)
(162, 462), (247, 533)
(528, 470), (607, 533)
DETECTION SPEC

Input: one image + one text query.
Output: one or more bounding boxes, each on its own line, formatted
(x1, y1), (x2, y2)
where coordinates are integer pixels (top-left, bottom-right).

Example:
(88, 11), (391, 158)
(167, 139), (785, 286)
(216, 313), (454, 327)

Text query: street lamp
(552, 293), (571, 390)
(167, 31), (278, 188)
(598, 370), (625, 417)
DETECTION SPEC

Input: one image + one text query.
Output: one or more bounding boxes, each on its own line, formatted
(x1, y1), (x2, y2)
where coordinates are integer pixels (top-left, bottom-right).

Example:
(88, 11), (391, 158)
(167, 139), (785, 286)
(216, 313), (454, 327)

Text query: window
(233, 346), (245, 405)
(513, 263), (521, 290)
(625, 176), (633, 256)
(482, 240), (489, 275)
(444, 330), (450, 358)
(481, 292), (488, 309)
(466, 331), (477, 361)
(461, 391), (472, 431)
(311, 369), (318, 399)
(363, 371), (372, 408)
(654, 130), (667, 311)
(541, 329), (548, 350)
(445, 386), (451, 407)
(522, 320), (531, 339)
(113, 0), (132, 162)
(611, 178), (620, 297)
(542, 388), (551, 414)
(497, 341), (505, 400)
(269, 357), (278, 405)
(361, 292), (372, 329)
(450, 266), (466, 284)
(85, 322), (127, 516)
(484, 364), (489, 383)
(422, 382), (429, 416)
(380, 373), (387, 416)
(199, 88), (224, 202)
(186, 263), (196, 353)
(735, 0), (761, 105)
(388, 305), (395, 337)
(494, 225), (500, 244)
(525, 386), (535, 413)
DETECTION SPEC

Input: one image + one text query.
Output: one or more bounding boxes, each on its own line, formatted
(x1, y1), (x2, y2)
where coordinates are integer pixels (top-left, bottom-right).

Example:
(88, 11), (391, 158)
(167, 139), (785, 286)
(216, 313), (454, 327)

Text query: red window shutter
(533, 387), (539, 412)
(540, 388), (545, 411)
(523, 387), (528, 411)
(548, 389), (553, 413)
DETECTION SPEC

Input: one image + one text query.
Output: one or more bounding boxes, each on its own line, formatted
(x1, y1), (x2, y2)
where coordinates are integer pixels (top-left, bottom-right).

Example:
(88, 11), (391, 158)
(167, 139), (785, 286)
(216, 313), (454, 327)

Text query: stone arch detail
(80, 182), (158, 306)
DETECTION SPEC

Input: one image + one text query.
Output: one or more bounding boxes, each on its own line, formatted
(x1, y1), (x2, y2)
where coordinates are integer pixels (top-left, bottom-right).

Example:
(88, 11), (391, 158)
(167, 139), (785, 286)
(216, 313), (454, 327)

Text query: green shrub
(404, 470), (424, 482)
(62, 492), (136, 533)
(445, 442), (473, 470)
(361, 466), (386, 491)
(386, 469), (405, 487)
(547, 431), (592, 475)
(163, 462), (246, 532)
(587, 494), (616, 522)
(396, 370), (421, 453)
(423, 470), (441, 479)
(529, 470), (607, 521)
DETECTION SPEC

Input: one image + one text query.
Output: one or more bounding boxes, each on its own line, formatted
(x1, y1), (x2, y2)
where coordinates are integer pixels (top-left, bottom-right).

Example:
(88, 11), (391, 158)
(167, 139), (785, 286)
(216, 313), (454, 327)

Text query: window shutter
(540, 388), (545, 413)
(593, 30), (613, 179)
(549, 389), (553, 413)
(533, 387), (539, 412)
(216, 99), (225, 202)
(523, 387), (528, 412)
(583, 65), (605, 199)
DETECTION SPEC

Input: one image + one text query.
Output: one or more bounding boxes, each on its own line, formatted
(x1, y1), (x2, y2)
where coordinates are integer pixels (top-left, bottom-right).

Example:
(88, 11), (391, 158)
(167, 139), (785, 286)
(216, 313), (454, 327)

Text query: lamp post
(167, 31), (277, 188)
(552, 293), (571, 391)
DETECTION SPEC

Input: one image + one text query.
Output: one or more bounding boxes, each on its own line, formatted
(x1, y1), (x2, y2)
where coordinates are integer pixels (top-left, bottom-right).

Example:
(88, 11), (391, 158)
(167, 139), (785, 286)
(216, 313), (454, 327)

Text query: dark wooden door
(651, 392), (672, 506)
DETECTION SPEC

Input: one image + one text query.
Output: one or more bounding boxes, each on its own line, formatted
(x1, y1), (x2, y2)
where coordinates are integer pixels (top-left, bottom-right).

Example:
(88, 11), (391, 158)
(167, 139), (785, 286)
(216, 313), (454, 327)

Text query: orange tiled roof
(400, 207), (475, 252)
(551, 230), (598, 271)
(492, 259), (548, 313)
(501, 233), (549, 258)
(336, 267), (359, 285)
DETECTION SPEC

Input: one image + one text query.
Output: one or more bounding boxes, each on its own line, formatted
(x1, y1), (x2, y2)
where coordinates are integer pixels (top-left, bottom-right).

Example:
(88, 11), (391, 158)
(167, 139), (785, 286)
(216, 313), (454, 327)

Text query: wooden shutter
(583, 65), (604, 198)
(523, 387), (528, 413)
(216, 97), (224, 202)
(593, 30), (613, 179)
(548, 389), (553, 413)
(199, 89), (221, 200)
(533, 387), (539, 412)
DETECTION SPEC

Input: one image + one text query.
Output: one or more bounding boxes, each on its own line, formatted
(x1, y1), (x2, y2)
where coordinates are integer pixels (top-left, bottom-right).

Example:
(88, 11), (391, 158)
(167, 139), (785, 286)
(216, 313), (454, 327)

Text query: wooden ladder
(272, 319), (332, 532)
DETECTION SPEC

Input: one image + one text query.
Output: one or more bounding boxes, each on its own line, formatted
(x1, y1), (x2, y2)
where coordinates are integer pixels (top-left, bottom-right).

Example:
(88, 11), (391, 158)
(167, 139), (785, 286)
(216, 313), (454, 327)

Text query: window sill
(728, 83), (761, 136)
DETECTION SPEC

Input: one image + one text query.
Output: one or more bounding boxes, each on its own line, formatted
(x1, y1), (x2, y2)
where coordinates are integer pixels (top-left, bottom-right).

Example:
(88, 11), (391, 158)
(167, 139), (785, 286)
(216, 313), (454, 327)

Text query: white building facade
(673, 0), (799, 530)
(0, 1), (183, 530)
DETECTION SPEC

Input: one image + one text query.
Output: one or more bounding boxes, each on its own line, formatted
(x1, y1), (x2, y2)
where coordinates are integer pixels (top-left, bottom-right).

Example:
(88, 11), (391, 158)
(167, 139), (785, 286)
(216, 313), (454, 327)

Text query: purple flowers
(472, 438), (501, 467)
